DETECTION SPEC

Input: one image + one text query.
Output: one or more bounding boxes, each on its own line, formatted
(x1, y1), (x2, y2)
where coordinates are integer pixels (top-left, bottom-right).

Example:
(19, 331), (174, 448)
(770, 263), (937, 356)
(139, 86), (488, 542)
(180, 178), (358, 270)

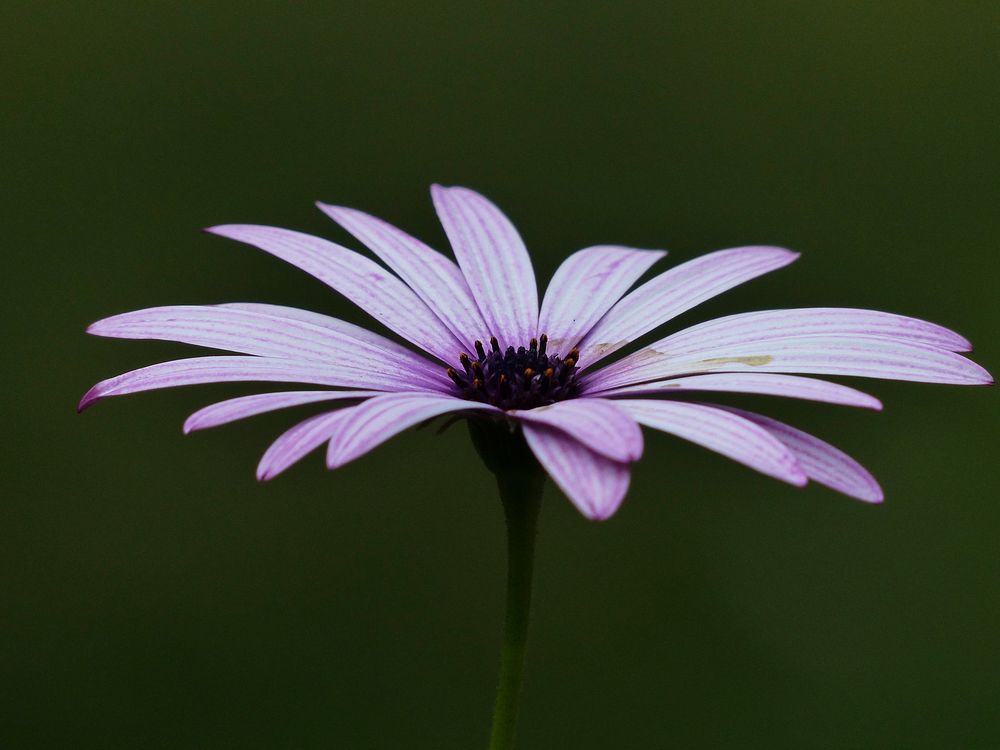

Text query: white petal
(651, 308), (973, 355)
(257, 408), (356, 481)
(522, 424), (631, 521)
(205, 224), (466, 362)
(511, 399), (643, 462)
(220, 303), (425, 362)
(595, 373), (882, 410)
(184, 390), (379, 433)
(317, 203), (485, 349)
(325, 392), (499, 468)
(537, 245), (665, 352)
(615, 399), (808, 486)
(88, 305), (445, 390)
(719, 408), (884, 503)
(584, 335), (992, 392)
(577, 246), (799, 367)
(78, 356), (434, 412)
(431, 185), (539, 347)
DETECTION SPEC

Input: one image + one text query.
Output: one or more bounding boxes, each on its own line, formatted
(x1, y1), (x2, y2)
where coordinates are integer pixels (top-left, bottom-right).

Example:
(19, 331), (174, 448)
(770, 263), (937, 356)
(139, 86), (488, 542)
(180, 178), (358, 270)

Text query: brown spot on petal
(631, 348), (667, 364)
(590, 340), (631, 356)
(700, 355), (774, 367)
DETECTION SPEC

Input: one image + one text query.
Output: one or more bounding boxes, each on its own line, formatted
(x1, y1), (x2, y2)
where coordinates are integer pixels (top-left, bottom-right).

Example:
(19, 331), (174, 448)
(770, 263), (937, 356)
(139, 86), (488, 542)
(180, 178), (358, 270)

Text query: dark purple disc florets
(447, 334), (580, 410)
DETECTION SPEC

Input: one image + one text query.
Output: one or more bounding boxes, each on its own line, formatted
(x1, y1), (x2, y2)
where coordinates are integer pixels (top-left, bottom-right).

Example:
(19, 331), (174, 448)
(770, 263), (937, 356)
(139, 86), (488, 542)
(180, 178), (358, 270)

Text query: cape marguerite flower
(80, 185), (992, 519)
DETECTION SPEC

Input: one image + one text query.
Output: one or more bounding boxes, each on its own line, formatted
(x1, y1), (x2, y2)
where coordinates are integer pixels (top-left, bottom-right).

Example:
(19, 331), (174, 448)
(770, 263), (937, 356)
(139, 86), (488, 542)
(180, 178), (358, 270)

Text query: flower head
(80, 185), (992, 519)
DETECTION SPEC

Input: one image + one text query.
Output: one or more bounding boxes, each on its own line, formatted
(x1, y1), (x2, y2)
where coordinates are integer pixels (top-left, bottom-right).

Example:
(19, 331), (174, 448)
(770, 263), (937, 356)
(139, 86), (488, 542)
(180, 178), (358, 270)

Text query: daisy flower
(80, 185), (991, 749)
(80, 185), (991, 519)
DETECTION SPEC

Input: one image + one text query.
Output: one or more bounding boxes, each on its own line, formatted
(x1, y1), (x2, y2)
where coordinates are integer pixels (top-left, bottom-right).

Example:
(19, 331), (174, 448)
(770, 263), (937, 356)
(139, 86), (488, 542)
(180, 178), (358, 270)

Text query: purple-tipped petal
(719, 408), (884, 503)
(510, 399), (643, 462)
(184, 390), (379, 433)
(537, 245), (666, 352)
(431, 185), (539, 347)
(87, 305), (445, 390)
(326, 392), (499, 469)
(316, 203), (485, 350)
(205, 224), (465, 362)
(522, 424), (631, 520)
(595, 373), (882, 410)
(650, 308), (974, 355)
(585, 335), (993, 392)
(257, 408), (357, 481)
(78, 356), (432, 412)
(577, 246), (799, 367)
(615, 399), (808, 486)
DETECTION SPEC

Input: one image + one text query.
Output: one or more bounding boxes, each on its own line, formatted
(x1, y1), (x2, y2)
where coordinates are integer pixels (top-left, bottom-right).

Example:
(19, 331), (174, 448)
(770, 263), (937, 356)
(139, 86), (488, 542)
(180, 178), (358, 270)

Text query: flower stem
(489, 466), (544, 750)
(468, 420), (545, 750)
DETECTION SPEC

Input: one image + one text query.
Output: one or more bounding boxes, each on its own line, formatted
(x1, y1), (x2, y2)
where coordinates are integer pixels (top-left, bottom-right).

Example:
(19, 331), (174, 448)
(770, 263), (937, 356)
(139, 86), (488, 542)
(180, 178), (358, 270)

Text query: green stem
(468, 419), (545, 750)
(489, 467), (544, 750)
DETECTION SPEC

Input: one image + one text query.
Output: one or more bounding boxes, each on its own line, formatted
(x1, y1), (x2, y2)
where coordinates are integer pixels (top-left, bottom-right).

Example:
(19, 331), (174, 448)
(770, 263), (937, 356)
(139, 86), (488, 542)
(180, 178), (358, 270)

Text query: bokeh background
(4, 2), (998, 748)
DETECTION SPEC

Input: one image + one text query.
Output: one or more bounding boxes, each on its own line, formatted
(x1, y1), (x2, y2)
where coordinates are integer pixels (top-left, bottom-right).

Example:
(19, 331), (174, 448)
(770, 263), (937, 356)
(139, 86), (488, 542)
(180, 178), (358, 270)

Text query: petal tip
(967, 362), (994, 385)
(77, 386), (102, 413)
(762, 246), (801, 265)
(430, 183), (469, 200)
(850, 482), (884, 503)
(577, 501), (619, 521)
(586, 511), (613, 522)
(203, 224), (247, 239)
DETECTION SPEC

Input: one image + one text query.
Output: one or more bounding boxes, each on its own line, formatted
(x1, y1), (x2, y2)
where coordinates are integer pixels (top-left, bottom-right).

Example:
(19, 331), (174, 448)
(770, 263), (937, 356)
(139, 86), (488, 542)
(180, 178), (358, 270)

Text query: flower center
(446, 334), (581, 410)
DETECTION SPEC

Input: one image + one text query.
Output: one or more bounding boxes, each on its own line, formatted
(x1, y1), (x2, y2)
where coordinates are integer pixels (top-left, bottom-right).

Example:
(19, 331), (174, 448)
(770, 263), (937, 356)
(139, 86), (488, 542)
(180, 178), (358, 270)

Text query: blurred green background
(3, 2), (998, 748)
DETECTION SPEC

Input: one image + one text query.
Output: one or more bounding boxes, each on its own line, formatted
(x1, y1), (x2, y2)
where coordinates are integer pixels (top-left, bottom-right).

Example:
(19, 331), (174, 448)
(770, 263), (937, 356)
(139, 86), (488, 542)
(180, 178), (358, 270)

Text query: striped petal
(651, 308), (973, 355)
(431, 185), (539, 347)
(205, 224), (465, 362)
(584, 335), (992, 392)
(595, 373), (882, 410)
(615, 400), (808, 486)
(257, 408), (357, 481)
(316, 203), (485, 350)
(87, 305), (445, 390)
(521, 424), (631, 521)
(184, 390), (379, 433)
(719, 408), (884, 503)
(537, 245), (666, 352)
(78, 356), (430, 412)
(576, 246), (799, 367)
(510, 399), (643, 462)
(220, 303), (425, 362)
(326, 392), (499, 469)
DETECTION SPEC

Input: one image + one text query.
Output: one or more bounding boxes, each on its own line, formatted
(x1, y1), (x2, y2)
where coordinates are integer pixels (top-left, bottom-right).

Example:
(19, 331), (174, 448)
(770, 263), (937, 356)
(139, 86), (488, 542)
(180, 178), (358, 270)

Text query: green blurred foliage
(2, 2), (998, 748)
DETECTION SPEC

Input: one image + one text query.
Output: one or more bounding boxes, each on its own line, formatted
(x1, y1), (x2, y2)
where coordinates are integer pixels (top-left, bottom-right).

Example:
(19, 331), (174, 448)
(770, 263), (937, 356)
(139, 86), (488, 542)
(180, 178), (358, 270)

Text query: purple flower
(80, 185), (992, 520)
